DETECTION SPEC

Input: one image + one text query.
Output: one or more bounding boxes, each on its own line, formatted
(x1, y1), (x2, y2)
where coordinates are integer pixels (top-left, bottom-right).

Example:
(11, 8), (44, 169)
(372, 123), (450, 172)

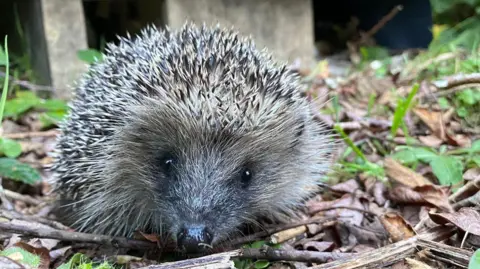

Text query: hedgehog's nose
(177, 224), (213, 253)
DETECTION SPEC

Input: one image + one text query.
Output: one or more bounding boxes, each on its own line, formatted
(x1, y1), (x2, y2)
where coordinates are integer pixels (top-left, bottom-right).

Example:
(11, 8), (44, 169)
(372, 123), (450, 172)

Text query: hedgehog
(49, 22), (336, 254)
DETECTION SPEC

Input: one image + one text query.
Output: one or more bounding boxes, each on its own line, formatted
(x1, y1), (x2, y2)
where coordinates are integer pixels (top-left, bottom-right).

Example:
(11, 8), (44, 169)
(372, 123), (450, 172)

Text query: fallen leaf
(446, 132), (471, 147)
(464, 168), (480, 181)
(418, 135), (443, 147)
(308, 194), (366, 226)
(429, 207), (480, 236)
(385, 158), (432, 187)
(405, 257), (435, 269)
(330, 179), (361, 194)
(388, 185), (453, 212)
(13, 242), (50, 269)
(302, 241), (335, 252)
(380, 212), (416, 242)
(413, 107), (446, 140)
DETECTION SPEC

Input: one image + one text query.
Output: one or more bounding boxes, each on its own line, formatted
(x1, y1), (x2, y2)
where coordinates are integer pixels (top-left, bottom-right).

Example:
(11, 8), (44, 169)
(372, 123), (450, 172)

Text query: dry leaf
(385, 158), (432, 187)
(388, 185), (453, 212)
(331, 179), (361, 194)
(418, 135), (443, 147)
(308, 194), (365, 226)
(302, 241), (335, 252)
(380, 212), (416, 242)
(464, 168), (480, 181)
(413, 107), (446, 140)
(429, 207), (480, 236)
(446, 132), (471, 147)
(405, 257), (435, 269)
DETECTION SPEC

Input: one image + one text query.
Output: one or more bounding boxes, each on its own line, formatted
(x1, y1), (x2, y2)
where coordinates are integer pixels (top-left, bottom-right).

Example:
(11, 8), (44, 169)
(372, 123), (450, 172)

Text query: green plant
(234, 240), (282, 269)
(390, 140), (480, 189)
(391, 83), (419, 137)
(0, 36), (40, 184)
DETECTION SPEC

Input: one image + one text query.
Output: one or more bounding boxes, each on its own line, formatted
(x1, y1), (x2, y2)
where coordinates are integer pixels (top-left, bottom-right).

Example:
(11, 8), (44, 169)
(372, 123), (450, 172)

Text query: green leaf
(391, 83), (419, 137)
(469, 248), (480, 269)
(77, 49), (104, 64)
(254, 260), (270, 269)
(0, 138), (22, 158)
(0, 45), (6, 66)
(3, 90), (41, 118)
(39, 111), (66, 128)
(35, 98), (69, 111)
(391, 147), (438, 165)
(0, 247), (41, 267)
(457, 106), (468, 117)
(457, 89), (476, 105)
(250, 240), (266, 249)
(430, 156), (463, 186)
(57, 253), (91, 269)
(0, 158), (41, 184)
(470, 156), (480, 167)
(438, 97), (450, 109)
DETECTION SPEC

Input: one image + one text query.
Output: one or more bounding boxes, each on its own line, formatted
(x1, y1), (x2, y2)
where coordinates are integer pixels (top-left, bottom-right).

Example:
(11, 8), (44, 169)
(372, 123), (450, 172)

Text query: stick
(433, 73), (480, 89)
(2, 130), (59, 139)
(0, 221), (157, 249)
(309, 226), (456, 269)
(240, 248), (354, 264)
(3, 189), (43, 205)
(0, 71), (55, 92)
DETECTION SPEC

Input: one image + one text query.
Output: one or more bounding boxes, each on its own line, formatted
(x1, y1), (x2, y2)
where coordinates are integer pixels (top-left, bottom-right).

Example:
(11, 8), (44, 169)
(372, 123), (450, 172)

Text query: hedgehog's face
(114, 100), (326, 254)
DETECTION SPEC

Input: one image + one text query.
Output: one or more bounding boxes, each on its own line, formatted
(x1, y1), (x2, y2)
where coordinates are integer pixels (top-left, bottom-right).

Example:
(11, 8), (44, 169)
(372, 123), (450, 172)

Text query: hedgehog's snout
(176, 224), (213, 253)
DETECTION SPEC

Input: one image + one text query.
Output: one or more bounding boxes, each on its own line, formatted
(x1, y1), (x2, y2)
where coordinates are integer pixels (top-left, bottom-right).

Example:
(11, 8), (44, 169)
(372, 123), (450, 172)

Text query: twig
(138, 250), (240, 269)
(0, 71), (55, 92)
(0, 178), (14, 211)
(0, 221), (157, 249)
(2, 130), (59, 139)
(0, 209), (71, 231)
(3, 189), (43, 205)
(362, 5), (404, 42)
(433, 73), (480, 89)
(240, 248), (354, 264)
(309, 226), (456, 269)
(417, 238), (473, 268)
(310, 206), (378, 217)
(220, 217), (335, 248)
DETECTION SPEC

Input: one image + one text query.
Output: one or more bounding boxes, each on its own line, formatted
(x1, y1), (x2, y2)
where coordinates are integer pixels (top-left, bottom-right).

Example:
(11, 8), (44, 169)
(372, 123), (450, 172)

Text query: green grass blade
(390, 83), (419, 137)
(0, 36), (9, 123)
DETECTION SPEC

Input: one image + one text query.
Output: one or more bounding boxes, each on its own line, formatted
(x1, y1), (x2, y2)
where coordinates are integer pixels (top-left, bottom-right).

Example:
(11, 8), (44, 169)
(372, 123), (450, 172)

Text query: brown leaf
(405, 258), (435, 269)
(446, 132), (471, 147)
(13, 242), (50, 269)
(429, 207), (480, 236)
(365, 179), (387, 206)
(388, 185), (453, 212)
(385, 158), (432, 187)
(463, 168), (480, 181)
(418, 135), (443, 147)
(308, 194), (365, 226)
(302, 241), (335, 252)
(413, 107), (446, 140)
(330, 179), (361, 194)
(380, 212), (416, 242)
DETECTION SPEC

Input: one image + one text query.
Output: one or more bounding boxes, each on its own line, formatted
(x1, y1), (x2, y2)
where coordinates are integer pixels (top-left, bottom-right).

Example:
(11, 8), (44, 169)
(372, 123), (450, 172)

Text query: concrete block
(163, 0), (315, 67)
(20, 0), (89, 100)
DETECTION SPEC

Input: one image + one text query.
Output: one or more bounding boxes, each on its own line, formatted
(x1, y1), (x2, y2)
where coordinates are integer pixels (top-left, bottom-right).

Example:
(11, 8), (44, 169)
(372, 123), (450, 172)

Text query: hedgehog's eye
(160, 154), (176, 174)
(240, 167), (253, 185)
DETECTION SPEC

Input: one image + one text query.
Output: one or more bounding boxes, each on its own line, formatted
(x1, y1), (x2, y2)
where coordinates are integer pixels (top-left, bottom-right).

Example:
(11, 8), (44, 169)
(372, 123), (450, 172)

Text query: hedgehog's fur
(49, 22), (336, 246)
